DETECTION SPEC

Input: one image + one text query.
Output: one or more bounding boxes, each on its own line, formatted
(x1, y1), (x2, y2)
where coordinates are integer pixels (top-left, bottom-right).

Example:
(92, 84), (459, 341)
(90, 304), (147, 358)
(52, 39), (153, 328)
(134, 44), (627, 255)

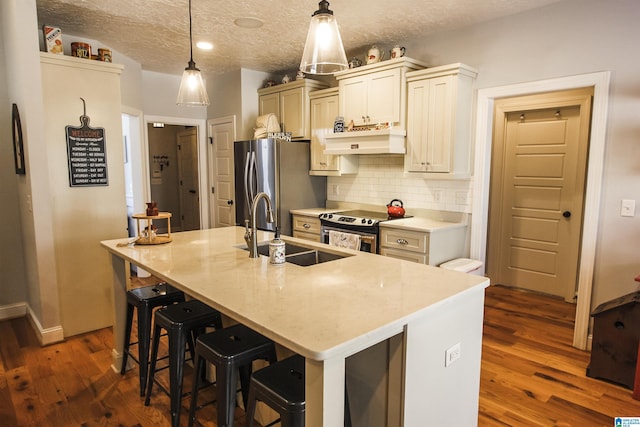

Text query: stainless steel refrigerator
(234, 138), (326, 236)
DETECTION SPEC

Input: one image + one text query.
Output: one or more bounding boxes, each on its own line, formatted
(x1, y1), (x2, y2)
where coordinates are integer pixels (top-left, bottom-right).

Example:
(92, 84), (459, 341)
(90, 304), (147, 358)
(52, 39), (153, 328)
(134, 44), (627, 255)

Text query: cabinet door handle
(320, 162), (327, 166)
(303, 223), (311, 229)
(396, 238), (409, 245)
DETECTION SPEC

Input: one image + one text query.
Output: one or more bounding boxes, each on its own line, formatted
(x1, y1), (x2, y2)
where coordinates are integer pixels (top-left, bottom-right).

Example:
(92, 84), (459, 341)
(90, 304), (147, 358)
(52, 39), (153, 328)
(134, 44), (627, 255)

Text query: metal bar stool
(120, 282), (185, 395)
(245, 355), (305, 427)
(245, 355), (352, 427)
(187, 323), (277, 427)
(145, 299), (223, 427)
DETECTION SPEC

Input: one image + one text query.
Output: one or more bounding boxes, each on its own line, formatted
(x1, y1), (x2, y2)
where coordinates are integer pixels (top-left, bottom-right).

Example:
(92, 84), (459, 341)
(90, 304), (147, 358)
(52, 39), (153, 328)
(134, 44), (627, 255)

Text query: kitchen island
(101, 226), (489, 426)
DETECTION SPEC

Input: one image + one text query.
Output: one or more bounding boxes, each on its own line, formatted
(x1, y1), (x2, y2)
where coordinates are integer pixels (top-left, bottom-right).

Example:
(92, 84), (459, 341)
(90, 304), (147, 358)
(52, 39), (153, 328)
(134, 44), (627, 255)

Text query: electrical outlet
(621, 199), (636, 217)
(331, 184), (340, 196)
(445, 342), (461, 367)
(434, 190), (443, 202)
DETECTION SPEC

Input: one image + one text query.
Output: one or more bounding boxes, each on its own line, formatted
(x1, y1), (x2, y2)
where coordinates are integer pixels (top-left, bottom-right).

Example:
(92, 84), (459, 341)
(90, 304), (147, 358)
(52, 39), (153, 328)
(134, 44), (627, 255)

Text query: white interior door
(208, 117), (236, 227)
(489, 88), (593, 302)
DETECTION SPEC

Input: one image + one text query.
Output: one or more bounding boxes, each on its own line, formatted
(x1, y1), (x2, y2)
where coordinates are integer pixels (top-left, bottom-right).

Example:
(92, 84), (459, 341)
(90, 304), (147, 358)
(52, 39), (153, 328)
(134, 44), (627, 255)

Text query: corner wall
(0, 2), (27, 315)
(1, 0), (62, 343)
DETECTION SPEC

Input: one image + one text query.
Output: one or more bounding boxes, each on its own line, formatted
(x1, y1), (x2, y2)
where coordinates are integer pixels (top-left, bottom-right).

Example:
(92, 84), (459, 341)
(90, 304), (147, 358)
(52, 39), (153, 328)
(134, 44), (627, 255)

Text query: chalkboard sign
(66, 113), (108, 187)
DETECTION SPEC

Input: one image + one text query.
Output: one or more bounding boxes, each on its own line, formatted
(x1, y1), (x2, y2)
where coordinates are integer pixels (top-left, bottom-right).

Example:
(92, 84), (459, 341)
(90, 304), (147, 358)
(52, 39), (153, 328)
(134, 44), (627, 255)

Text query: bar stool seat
(120, 282), (185, 395)
(245, 354), (305, 427)
(145, 299), (223, 427)
(188, 323), (277, 427)
(245, 355), (352, 427)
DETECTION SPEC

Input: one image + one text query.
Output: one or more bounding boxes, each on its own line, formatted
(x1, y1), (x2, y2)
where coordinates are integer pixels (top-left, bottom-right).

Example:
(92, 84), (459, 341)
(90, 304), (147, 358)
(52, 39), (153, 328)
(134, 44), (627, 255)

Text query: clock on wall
(12, 103), (25, 175)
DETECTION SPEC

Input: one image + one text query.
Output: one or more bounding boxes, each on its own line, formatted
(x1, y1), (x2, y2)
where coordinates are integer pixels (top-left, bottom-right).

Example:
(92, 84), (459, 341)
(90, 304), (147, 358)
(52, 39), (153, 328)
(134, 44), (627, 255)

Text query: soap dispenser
(269, 227), (285, 265)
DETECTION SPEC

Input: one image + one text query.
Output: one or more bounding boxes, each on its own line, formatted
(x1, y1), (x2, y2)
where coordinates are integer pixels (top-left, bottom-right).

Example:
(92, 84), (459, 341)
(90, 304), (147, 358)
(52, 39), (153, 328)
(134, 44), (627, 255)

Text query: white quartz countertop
(380, 216), (467, 232)
(101, 227), (487, 361)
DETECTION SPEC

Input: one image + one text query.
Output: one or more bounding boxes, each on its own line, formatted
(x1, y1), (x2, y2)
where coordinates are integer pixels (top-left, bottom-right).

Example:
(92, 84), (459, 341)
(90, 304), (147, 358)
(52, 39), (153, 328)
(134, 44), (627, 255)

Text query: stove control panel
(320, 212), (379, 227)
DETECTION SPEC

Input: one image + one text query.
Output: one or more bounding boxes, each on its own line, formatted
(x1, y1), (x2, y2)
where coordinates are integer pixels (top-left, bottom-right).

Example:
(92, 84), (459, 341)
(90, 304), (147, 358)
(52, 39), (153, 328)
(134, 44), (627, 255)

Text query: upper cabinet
(405, 63), (478, 177)
(309, 87), (358, 176)
(258, 79), (328, 140)
(335, 57), (427, 129)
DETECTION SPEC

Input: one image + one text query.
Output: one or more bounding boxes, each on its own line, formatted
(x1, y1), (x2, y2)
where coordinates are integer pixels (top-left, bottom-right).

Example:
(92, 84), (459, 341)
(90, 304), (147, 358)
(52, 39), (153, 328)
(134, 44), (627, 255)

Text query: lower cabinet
(379, 225), (466, 266)
(292, 214), (322, 242)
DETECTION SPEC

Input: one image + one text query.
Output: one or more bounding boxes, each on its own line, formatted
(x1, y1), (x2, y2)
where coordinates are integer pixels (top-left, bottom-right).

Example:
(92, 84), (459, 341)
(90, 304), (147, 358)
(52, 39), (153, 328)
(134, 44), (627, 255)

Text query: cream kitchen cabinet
(334, 57), (426, 128)
(258, 79), (328, 140)
(292, 213), (322, 242)
(405, 63), (477, 176)
(309, 87), (358, 176)
(379, 222), (467, 266)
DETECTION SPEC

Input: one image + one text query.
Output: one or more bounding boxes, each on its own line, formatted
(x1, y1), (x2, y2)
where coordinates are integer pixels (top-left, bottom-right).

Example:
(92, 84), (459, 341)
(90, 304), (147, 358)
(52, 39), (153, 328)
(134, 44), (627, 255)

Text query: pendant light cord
(188, 0), (194, 64)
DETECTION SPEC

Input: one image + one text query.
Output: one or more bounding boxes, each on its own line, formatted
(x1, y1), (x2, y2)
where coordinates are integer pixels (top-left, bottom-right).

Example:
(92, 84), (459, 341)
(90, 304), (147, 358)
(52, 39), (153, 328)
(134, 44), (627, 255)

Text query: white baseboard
(26, 305), (64, 345)
(0, 302), (27, 320)
(111, 348), (124, 374)
(0, 302), (64, 345)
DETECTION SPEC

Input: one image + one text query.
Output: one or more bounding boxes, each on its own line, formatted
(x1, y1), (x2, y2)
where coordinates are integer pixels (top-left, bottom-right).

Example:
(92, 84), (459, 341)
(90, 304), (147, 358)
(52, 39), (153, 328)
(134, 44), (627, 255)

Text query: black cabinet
(587, 291), (640, 389)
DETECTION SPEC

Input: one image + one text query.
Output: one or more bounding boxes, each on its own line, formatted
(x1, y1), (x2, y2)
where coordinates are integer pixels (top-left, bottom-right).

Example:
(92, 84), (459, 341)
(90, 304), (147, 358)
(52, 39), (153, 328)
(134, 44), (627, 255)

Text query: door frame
(207, 115), (237, 228)
(470, 71), (611, 350)
(122, 106), (148, 220)
(144, 115), (209, 229)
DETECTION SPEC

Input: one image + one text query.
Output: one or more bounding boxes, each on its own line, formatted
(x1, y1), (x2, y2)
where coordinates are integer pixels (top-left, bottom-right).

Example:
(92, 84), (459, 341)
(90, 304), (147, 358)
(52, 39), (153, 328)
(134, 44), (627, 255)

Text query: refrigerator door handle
(243, 153), (251, 210)
(249, 151), (257, 203)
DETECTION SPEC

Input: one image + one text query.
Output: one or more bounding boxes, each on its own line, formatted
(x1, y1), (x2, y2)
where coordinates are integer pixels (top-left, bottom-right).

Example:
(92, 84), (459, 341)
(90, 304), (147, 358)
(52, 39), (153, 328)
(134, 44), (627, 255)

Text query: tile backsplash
(326, 155), (473, 213)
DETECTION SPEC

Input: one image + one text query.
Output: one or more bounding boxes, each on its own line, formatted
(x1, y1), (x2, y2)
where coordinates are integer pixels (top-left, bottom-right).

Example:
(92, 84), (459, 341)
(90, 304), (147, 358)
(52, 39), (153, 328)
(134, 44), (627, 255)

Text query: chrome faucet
(244, 192), (275, 258)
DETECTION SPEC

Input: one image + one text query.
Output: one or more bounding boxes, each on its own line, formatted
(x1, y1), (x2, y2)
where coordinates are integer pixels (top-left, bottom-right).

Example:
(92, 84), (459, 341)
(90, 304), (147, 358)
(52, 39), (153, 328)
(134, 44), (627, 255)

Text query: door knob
(562, 211), (571, 218)
(227, 200), (234, 205)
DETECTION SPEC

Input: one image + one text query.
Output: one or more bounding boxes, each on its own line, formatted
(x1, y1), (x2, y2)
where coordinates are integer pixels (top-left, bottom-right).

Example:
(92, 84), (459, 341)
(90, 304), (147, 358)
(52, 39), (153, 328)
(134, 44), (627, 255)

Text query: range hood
(323, 128), (406, 155)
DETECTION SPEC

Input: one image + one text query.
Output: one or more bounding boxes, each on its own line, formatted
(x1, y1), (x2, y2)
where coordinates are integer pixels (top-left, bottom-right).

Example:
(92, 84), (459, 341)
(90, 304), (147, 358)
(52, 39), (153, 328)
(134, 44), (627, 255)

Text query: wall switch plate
(445, 342), (461, 367)
(621, 199), (636, 217)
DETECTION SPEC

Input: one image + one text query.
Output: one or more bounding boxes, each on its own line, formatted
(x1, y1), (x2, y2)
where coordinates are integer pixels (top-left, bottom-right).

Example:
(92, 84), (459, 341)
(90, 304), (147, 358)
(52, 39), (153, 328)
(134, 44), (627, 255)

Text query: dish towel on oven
(328, 230), (361, 251)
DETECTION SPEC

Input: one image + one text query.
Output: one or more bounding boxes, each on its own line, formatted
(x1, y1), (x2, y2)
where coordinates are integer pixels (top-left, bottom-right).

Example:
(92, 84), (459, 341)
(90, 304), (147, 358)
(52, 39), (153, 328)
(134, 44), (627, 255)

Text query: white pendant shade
(176, 0), (210, 106)
(177, 63), (210, 106)
(299, 1), (348, 75)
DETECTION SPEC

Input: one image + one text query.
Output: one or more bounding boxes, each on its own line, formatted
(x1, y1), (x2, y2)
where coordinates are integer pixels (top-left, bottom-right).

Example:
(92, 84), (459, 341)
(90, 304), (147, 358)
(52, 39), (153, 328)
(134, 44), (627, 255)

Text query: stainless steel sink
(283, 250), (346, 267)
(238, 241), (351, 266)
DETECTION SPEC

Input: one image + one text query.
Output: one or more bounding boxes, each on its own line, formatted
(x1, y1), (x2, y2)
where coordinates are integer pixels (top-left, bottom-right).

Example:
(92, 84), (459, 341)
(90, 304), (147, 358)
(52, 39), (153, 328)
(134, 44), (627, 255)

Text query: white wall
(41, 55), (127, 336)
(207, 68), (272, 141)
(1, 0), (62, 337)
(0, 9), (27, 311)
(142, 70), (208, 120)
(239, 68), (271, 140)
(208, 69), (243, 132)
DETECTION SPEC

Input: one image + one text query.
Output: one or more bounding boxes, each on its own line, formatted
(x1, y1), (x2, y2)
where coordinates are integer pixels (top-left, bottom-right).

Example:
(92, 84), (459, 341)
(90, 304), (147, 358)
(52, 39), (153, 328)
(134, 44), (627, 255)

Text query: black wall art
(65, 98), (108, 187)
(12, 103), (25, 175)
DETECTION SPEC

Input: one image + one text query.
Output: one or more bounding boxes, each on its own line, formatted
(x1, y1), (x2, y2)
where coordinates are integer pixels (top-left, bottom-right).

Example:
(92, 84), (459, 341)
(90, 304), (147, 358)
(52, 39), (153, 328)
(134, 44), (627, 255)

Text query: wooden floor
(1, 284), (639, 426)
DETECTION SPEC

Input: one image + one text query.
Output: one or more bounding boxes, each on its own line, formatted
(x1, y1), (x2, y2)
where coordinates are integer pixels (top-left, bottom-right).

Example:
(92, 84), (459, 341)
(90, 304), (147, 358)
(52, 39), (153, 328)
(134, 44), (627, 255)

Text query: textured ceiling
(36, 0), (565, 76)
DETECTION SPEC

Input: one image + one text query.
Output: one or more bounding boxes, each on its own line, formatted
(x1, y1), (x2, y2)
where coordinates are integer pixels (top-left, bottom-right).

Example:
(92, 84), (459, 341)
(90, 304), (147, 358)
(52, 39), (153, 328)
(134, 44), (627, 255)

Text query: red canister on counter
(71, 42), (91, 59)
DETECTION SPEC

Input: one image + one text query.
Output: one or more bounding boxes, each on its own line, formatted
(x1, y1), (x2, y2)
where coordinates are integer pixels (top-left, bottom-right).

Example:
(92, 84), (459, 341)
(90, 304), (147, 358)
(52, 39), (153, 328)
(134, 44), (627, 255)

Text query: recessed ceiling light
(196, 41), (213, 50)
(234, 17), (264, 29)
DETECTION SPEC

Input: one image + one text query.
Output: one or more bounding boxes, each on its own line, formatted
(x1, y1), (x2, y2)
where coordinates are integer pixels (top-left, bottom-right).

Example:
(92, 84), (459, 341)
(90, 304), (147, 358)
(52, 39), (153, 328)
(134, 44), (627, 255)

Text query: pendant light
(299, 1), (348, 75)
(177, 0), (210, 106)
